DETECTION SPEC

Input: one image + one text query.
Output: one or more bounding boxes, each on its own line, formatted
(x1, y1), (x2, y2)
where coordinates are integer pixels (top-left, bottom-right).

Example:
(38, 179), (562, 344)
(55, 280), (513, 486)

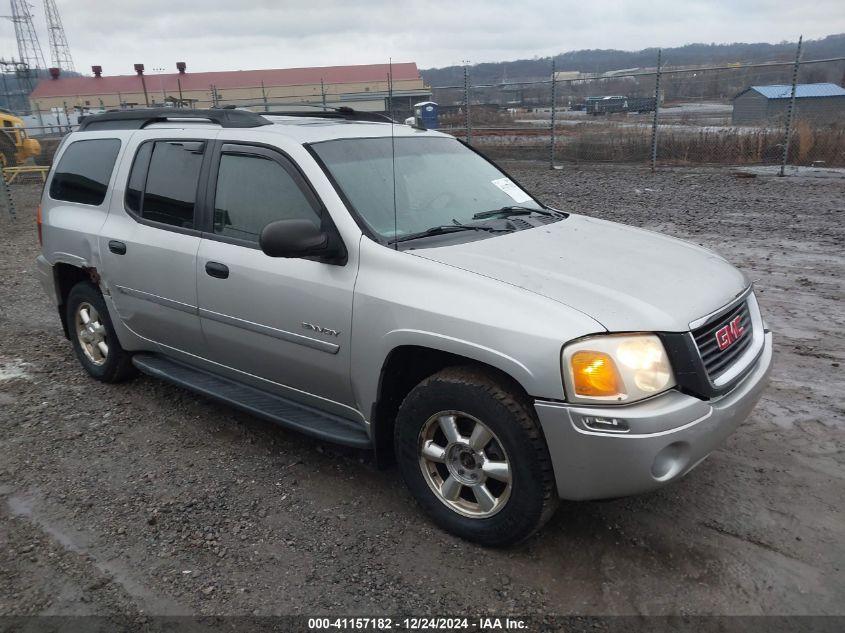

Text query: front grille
(692, 300), (753, 381)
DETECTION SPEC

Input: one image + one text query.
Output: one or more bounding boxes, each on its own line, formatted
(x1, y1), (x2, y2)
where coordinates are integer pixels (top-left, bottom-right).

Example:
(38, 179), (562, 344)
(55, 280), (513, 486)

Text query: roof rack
(78, 108), (272, 131)
(261, 104), (395, 123)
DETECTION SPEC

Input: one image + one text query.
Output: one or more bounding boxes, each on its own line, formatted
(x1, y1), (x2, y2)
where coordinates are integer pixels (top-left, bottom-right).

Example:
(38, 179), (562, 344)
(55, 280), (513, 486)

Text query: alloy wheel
(75, 302), (109, 366)
(418, 410), (512, 518)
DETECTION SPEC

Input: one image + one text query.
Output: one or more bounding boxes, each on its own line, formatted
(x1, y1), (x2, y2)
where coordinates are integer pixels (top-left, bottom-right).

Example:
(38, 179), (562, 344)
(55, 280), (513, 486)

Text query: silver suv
(36, 108), (772, 546)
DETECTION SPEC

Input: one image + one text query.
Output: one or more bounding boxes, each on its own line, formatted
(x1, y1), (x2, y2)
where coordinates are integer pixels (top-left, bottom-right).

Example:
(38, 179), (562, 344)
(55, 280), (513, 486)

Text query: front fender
(379, 328), (536, 391)
(350, 238), (605, 418)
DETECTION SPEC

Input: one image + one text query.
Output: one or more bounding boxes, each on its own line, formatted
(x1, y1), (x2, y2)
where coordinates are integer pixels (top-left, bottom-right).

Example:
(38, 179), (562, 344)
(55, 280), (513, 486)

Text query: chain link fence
(433, 41), (845, 170)
(4, 41), (845, 180)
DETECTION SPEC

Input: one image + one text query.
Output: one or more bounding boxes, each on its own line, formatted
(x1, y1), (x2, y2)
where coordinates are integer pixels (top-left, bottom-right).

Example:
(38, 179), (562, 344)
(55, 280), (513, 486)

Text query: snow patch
(0, 358), (32, 381)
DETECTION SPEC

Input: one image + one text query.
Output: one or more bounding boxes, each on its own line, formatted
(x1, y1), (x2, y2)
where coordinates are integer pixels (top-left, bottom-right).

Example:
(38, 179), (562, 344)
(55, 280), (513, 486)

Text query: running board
(131, 353), (371, 449)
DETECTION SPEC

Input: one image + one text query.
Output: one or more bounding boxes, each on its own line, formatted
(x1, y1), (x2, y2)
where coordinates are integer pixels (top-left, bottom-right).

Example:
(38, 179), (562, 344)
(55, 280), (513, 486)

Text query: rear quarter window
(49, 138), (121, 206)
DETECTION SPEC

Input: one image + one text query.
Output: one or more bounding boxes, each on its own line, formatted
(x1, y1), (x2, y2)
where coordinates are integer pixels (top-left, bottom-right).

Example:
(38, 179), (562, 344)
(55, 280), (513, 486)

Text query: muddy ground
(0, 163), (843, 625)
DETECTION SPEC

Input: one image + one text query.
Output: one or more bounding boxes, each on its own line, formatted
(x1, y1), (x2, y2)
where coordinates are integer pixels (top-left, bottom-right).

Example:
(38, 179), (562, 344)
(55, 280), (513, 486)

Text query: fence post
(387, 68), (393, 121)
(321, 78), (327, 111)
(464, 65), (472, 145)
(550, 59), (557, 169)
(650, 49), (662, 172)
(1, 167), (16, 220)
(779, 35), (803, 177)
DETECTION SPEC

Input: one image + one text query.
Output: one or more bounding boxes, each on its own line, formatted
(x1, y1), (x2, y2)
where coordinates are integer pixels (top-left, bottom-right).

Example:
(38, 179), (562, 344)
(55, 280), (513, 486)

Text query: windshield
(311, 136), (544, 241)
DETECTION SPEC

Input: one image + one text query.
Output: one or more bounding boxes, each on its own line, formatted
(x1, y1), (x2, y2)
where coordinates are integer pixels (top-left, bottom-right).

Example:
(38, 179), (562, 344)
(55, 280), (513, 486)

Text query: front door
(196, 144), (357, 412)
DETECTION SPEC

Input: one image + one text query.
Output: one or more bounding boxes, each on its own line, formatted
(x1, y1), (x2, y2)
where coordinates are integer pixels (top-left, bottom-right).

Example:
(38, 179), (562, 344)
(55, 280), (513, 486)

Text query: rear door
(195, 143), (357, 411)
(99, 132), (212, 354)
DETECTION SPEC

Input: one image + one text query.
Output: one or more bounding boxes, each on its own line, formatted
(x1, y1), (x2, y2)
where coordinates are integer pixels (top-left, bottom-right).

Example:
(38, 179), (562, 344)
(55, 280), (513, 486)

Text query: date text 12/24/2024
(308, 617), (528, 630)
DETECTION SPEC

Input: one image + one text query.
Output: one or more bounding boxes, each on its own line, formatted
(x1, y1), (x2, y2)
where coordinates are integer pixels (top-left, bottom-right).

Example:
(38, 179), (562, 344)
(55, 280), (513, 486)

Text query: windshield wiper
(472, 205), (555, 220)
(390, 220), (512, 244)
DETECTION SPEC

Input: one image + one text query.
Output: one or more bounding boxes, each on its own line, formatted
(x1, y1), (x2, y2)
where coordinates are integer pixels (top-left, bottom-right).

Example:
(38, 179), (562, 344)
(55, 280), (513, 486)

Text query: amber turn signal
(570, 351), (623, 397)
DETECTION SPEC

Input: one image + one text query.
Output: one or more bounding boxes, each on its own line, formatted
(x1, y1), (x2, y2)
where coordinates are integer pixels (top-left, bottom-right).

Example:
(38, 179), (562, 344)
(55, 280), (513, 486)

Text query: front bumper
(535, 330), (773, 500)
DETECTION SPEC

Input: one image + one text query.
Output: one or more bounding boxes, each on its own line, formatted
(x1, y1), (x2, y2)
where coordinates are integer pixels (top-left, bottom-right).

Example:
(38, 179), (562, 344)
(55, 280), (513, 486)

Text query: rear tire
(66, 282), (136, 383)
(394, 366), (558, 547)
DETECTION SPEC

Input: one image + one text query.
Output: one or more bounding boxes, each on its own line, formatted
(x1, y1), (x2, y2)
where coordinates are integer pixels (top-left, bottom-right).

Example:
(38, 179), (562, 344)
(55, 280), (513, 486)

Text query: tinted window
(125, 141), (153, 214)
(49, 139), (121, 206)
(139, 141), (205, 228)
(213, 153), (320, 241)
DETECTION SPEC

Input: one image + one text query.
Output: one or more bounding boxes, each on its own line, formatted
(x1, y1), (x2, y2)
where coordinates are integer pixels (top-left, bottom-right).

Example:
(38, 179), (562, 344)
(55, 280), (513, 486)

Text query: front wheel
(394, 367), (558, 546)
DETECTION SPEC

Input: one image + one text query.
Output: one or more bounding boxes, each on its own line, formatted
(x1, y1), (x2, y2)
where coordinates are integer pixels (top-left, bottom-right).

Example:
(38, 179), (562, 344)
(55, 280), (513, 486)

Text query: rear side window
(49, 138), (121, 206)
(125, 140), (205, 229)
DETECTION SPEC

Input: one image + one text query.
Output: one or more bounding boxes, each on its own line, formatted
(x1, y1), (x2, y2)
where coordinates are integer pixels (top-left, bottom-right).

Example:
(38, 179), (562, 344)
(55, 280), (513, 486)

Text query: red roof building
(30, 62), (430, 114)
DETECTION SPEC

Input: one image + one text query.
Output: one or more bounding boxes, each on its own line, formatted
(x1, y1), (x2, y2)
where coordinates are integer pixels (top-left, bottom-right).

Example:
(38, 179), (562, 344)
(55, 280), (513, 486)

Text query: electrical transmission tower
(43, 0), (74, 72)
(9, 0), (47, 75)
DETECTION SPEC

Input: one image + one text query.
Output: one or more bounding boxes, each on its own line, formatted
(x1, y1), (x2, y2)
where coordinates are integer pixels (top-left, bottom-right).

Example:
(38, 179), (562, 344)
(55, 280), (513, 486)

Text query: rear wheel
(395, 366), (558, 546)
(66, 282), (136, 383)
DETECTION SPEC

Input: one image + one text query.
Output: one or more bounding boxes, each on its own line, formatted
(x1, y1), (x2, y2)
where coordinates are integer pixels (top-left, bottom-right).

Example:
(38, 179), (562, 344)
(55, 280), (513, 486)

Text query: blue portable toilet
(414, 101), (439, 129)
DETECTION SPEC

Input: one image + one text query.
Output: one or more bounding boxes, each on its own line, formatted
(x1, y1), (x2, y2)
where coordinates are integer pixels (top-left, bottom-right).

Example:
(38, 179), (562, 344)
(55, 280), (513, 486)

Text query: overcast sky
(2, 0), (843, 74)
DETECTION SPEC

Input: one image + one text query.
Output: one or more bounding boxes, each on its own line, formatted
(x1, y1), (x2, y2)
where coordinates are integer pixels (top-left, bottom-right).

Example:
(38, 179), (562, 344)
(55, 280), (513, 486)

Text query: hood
(411, 214), (749, 332)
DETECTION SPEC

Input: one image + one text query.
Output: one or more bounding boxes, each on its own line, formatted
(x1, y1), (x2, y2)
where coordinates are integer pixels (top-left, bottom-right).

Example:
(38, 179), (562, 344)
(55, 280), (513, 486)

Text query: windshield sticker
(491, 178), (532, 203)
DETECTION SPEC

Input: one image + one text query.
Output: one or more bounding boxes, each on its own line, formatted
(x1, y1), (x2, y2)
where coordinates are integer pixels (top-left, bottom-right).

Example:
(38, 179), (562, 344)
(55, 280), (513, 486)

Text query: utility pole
(463, 62), (472, 145)
(320, 78), (327, 111)
(549, 58), (557, 169)
(650, 49), (663, 172)
(43, 0), (75, 72)
(386, 65), (393, 120)
(260, 81), (268, 111)
(779, 35), (803, 177)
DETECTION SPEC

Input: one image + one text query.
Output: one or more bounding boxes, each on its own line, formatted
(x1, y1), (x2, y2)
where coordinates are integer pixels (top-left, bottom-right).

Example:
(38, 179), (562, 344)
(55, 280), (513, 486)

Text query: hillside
(420, 34), (845, 86)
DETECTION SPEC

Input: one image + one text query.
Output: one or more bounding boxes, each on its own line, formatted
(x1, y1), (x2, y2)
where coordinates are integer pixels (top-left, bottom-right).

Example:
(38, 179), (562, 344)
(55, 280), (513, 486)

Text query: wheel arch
(369, 343), (534, 468)
(53, 263), (102, 339)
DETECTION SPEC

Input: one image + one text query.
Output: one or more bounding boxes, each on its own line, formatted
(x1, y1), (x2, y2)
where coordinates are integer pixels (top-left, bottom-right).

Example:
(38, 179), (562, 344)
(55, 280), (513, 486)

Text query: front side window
(311, 136), (543, 241)
(49, 138), (121, 206)
(213, 153), (320, 241)
(125, 140), (204, 228)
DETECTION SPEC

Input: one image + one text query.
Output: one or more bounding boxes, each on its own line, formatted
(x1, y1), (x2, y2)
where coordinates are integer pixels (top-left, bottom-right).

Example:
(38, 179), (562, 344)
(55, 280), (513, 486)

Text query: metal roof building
(29, 62), (430, 116)
(732, 83), (845, 126)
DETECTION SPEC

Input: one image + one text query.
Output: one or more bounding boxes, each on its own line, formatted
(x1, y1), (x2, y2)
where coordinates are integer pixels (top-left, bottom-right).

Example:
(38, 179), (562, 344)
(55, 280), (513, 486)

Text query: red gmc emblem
(715, 316), (745, 351)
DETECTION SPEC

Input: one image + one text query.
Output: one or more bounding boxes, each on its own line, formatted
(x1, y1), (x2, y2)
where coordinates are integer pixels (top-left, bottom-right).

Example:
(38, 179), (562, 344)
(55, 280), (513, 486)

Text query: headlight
(562, 334), (675, 404)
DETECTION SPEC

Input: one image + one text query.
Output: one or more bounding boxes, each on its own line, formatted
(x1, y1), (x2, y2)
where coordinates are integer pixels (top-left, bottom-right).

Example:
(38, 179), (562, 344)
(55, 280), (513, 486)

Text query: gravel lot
(1, 163), (843, 624)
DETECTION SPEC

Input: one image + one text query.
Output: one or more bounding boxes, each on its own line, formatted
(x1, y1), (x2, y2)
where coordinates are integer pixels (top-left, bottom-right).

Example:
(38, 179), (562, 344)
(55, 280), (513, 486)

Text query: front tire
(395, 367), (558, 546)
(66, 282), (136, 383)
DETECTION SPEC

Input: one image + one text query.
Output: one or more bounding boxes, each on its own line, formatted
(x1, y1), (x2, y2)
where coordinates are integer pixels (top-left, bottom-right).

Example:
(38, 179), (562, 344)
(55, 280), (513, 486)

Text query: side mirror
(259, 219), (330, 259)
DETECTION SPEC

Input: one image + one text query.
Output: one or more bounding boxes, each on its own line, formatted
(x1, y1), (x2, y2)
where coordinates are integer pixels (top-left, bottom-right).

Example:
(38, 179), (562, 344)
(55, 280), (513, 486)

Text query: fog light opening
(651, 442), (691, 481)
(582, 416), (630, 433)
